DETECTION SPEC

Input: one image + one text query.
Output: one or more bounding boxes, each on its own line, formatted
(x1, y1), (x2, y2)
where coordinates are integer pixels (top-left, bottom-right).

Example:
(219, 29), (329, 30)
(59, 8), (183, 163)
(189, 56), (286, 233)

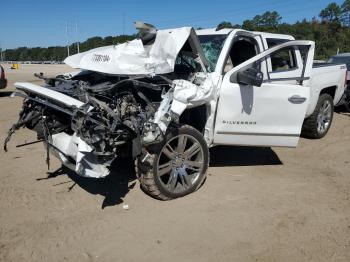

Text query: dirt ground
(0, 64), (349, 262)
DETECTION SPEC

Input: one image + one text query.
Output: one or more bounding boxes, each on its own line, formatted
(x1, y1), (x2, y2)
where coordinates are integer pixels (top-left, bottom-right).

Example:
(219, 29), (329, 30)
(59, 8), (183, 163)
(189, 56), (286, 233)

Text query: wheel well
(320, 86), (336, 99)
(179, 104), (207, 134)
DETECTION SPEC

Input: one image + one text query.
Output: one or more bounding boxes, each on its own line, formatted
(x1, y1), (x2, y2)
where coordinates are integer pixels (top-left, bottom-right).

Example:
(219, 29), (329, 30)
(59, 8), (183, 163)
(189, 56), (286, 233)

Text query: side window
(266, 38), (297, 73)
(223, 37), (259, 74)
(270, 47), (297, 72)
(230, 42), (312, 86)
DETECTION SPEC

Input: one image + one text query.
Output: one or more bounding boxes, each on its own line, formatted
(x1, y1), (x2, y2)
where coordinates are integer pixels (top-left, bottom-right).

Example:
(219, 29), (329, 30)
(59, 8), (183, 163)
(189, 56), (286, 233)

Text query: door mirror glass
(234, 67), (264, 87)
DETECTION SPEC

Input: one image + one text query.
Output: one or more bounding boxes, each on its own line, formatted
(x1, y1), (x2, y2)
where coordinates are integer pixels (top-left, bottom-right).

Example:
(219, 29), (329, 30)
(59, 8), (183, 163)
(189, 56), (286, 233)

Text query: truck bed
(309, 62), (347, 112)
(313, 62), (340, 68)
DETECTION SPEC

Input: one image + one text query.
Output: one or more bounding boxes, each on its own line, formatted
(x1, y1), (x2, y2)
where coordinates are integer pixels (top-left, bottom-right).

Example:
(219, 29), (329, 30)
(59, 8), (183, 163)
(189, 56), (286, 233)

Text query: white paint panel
(214, 134), (299, 147)
(213, 40), (313, 147)
(213, 81), (309, 147)
(14, 82), (85, 108)
(64, 27), (193, 75)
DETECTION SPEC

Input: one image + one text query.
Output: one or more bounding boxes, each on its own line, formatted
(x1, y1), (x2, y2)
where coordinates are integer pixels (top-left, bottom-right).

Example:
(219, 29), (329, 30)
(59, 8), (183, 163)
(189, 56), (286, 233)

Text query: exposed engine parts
(4, 71), (180, 177)
(4, 25), (218, 179)
(4, 63), (216, 179)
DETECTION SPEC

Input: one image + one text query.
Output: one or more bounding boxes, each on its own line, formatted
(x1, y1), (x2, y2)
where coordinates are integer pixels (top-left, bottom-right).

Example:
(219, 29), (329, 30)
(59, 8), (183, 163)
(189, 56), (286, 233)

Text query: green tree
(242, 11), (282, 30)
(242, 19), (257, 30)
(216, 21), (233, 30)
(104, 36), (114, 45)
(319, 2), (341, 22)
(261, 11), (282, 28)
(216, 22), (240, 30)
(341, 0), (350, 26)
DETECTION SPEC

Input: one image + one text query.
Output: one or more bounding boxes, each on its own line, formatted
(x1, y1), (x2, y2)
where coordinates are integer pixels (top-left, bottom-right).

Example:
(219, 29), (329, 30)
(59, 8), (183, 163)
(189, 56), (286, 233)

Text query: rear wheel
(302, 94), (334, 139)
(344, 90), (350, 112)
(137, 125), (209, 200)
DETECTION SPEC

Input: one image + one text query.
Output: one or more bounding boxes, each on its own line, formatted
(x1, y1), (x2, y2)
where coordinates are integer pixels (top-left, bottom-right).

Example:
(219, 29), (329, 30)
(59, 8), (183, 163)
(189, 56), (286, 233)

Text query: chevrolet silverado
(4, 24), (347, 200)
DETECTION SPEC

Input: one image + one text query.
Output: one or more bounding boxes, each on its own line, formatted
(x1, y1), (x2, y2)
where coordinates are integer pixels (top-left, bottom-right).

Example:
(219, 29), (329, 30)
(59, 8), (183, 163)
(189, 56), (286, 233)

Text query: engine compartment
(4, 58), (212, 178)
(4, 25), (218, 178)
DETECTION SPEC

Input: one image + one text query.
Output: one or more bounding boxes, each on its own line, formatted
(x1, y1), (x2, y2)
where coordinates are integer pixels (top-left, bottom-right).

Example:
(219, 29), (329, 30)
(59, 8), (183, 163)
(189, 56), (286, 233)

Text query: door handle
(288, 95), (307, 104)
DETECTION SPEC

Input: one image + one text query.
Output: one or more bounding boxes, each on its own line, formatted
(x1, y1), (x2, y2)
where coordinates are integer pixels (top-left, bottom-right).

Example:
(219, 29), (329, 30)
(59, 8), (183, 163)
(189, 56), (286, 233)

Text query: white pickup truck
(5, 25), (347, 200)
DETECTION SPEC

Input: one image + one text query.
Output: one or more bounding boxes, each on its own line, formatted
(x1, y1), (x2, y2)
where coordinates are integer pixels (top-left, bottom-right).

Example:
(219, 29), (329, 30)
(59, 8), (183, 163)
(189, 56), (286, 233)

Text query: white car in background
(0, 65), (7, 89)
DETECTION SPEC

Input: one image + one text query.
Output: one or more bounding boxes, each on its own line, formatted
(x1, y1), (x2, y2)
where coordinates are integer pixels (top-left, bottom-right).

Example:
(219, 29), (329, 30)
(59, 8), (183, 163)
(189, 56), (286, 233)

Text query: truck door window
(266, 38), (297, 73)
(224, 37), (259, 74)
(270, 47), (297, 72)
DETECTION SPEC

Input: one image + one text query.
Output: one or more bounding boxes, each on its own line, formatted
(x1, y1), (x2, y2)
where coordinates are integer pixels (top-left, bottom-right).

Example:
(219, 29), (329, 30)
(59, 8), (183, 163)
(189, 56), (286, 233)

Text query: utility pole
(122, 12), (126, 42)
(122, 12), (125, 36)
(65, 22), (70, 57)
(75, 22), (80, 54)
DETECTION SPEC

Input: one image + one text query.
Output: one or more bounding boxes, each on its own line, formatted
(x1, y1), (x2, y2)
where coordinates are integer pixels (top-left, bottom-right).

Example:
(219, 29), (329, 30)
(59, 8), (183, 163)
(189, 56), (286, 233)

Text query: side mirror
(235, 67), (264, 87)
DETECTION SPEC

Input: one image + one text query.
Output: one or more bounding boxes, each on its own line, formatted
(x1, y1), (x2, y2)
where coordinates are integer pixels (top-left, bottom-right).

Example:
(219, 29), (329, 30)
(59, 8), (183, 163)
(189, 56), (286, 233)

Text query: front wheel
(137, 125), (209, 200)
(302, 94), (334, 139)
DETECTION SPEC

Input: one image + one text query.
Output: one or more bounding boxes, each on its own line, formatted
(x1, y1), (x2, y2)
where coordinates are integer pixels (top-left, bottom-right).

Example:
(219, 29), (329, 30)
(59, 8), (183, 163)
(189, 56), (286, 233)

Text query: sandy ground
(0, 64), (349, 262)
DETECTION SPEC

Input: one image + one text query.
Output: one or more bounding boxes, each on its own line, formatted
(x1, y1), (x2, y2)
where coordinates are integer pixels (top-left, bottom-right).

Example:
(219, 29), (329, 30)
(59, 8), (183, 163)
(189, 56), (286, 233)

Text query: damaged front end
(5, 74), (172, 178)
(4, 25), (217, 180)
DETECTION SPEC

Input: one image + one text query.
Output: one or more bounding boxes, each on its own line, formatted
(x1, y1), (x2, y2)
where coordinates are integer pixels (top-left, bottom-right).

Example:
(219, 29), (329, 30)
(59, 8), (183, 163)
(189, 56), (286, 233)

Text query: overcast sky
(0, 0), (344, 49)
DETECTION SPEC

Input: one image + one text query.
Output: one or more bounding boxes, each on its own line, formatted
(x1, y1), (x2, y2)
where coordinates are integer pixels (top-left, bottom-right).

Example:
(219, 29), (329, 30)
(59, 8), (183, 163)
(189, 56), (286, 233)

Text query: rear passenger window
(270, 48), (297, 72)
(266, 38), (297, 72)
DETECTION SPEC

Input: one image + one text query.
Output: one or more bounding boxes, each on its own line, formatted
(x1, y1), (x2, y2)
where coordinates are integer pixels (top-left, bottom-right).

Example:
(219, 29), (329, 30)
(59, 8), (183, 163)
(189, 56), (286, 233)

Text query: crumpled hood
(64, 27), (203, 75)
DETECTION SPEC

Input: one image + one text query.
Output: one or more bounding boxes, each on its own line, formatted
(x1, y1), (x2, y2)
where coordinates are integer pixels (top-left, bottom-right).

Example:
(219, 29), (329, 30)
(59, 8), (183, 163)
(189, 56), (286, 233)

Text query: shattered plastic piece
(50, 133), (111, 178)
(170, 99), (187, 116)
(173, 73), (216, 106)
(142, 122), (163, 144)
(152, 90), (174, 133)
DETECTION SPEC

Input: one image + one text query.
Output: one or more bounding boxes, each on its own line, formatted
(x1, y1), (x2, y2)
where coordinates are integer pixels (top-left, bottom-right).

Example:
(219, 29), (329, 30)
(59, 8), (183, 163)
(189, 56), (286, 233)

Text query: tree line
(217, 0), (350, 60)
(3, 0), (350, 61)
(3, 35), (135, 62)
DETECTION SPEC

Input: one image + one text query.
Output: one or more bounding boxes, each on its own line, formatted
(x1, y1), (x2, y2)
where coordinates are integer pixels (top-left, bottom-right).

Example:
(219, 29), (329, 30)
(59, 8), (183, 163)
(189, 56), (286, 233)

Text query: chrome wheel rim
(317, 100), (332, 134)
(157, 134), (204, 194)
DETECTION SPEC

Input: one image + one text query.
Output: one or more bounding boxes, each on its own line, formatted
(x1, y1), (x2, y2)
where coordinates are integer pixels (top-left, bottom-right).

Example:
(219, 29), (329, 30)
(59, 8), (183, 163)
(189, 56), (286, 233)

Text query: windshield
(198, 34), (228, 72)
(328, 56), (350, 70)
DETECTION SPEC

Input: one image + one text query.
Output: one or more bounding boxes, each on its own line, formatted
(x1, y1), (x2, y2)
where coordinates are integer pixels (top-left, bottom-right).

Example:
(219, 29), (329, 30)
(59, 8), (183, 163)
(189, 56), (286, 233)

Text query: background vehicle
(0, 65), (7, 89)
(328, 53), (350, 111)
(5, 26), (347, 200)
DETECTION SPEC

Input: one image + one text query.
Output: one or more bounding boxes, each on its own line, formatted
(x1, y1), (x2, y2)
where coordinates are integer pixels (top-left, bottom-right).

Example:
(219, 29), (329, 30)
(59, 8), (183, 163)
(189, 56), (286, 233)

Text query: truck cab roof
(195, 28), (295, 41)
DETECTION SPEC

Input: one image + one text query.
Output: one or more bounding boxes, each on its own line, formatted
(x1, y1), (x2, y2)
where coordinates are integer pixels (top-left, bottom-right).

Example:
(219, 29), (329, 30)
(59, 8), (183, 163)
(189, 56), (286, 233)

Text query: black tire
(302, 94), (334, 139)
(137, 125), (209, 200)
(345, 104), (350, 112)
(344, 91), (350, 112)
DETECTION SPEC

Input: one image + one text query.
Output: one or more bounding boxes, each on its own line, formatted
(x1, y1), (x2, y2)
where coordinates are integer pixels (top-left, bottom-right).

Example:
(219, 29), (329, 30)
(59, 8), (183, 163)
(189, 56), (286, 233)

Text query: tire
(344, 90), (350, 112)
(302, 94), (334, 139)
(137, 125), (209, 200)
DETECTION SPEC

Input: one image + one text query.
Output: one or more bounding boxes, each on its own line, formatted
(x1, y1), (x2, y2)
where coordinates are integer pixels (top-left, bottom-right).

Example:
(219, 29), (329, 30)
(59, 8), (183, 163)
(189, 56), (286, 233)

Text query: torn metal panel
(144, 73), (219, 140)
(50, 132), (111, 178)
(65, 27), (209, 75)
(153, 90), (176, 131)
(172, 72), (219, 106)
